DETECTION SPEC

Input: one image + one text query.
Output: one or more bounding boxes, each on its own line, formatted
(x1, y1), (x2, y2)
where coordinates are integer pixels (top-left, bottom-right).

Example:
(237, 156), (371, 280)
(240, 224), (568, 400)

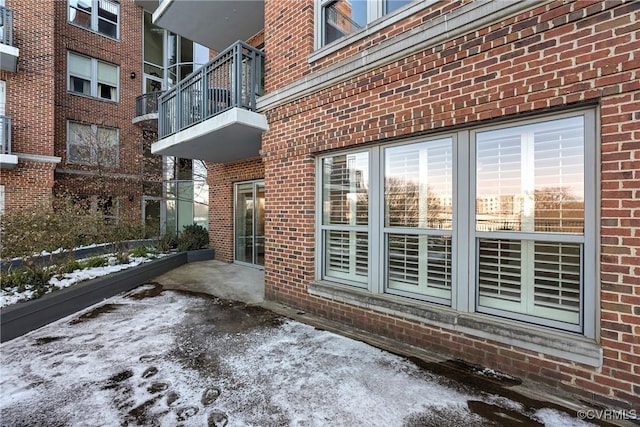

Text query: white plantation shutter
(321, 153), (369, 286)
(478, 239), (522, 309)
(533, 242), (581, 323)
(475, 116), (585, 327)
(384, 138), (453, 301)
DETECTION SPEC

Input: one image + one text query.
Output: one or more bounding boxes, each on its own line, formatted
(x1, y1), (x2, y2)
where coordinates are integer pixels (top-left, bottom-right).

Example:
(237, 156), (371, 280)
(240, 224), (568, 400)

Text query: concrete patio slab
(152, 260), (264, 304)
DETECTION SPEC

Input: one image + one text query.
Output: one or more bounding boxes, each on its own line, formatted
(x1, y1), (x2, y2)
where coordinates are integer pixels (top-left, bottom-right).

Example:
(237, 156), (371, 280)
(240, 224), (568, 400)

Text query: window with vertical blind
(68, 52), (119, 101)
(317, 109), (596, 336)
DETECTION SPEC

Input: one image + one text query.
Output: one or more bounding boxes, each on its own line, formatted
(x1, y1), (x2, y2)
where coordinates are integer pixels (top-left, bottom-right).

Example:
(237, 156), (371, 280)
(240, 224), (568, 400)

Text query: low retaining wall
(1, 252), (187, 342)
(1, 239), (159, 271)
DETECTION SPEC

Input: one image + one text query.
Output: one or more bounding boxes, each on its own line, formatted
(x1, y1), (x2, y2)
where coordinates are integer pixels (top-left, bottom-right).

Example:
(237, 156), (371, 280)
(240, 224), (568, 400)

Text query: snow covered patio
(0, 279), (593, 426)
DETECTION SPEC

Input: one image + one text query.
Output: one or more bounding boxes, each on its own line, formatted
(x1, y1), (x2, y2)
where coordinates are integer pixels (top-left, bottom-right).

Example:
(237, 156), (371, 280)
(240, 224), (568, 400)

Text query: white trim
(15, 153), (61, 163)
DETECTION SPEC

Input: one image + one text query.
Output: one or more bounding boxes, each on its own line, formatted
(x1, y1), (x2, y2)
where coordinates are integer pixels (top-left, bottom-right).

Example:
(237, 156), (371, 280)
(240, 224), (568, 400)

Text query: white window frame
(66, 120), (119, 167)
(316, 108), (597, 338)
(68, 52), (119, 102)
(68, 0), (120, 39)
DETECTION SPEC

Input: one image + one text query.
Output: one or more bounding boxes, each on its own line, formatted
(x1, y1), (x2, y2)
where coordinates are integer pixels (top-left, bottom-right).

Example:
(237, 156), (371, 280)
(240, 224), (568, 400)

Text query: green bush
(81, 256), (108, 269)
(56, 259), (82, 275)
(0, 262), (55, 301)
(158, 233), (178, 252)
(177, 224), (209, 251)
(128, 245), (157, 258)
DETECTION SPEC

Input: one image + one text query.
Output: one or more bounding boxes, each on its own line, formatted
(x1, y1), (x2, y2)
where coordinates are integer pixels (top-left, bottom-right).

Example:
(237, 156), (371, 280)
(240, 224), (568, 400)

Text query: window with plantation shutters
(321, 152), (369, 285)
(316, 109), (594, 336)
(384, 138), (453, 302)
(475, 116), (586, 328)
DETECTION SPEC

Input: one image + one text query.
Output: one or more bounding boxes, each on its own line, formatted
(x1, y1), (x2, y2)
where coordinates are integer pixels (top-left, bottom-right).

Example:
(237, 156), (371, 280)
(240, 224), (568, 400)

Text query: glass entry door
(235, 181), (265, 267)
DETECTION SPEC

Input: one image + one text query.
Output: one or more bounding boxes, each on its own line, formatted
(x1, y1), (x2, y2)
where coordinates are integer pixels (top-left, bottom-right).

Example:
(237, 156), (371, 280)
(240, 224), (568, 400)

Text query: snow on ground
(1, 253), (163, 308)
(0, 286), (594, 427)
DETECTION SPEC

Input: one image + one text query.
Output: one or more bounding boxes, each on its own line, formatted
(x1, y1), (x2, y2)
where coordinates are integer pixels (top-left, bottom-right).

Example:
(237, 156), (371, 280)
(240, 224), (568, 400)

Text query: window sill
(67, 91), (119, 104)
(308, 280), (602, 367)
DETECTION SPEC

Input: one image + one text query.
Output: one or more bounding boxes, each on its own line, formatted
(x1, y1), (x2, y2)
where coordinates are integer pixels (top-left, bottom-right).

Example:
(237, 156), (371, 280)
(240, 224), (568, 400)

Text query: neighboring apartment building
(0, 0), (146, 221)
(146, 0), (639, 412)
(0, 0), (207, 236)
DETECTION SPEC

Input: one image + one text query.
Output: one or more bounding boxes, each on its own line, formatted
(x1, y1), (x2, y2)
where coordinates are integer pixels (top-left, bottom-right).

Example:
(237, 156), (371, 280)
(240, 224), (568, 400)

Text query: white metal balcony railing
(1, 115), (11, 155)
(0, 6), (13, 46)
(158, 41), (264, 138)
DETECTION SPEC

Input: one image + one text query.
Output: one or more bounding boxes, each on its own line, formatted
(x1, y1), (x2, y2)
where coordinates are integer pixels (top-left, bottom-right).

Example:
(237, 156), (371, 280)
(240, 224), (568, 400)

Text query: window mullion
(91, 58), (98, 97)
(91, 0), (99, 32)
(456, 130), (470, 312)
(370, 146), (381, 294)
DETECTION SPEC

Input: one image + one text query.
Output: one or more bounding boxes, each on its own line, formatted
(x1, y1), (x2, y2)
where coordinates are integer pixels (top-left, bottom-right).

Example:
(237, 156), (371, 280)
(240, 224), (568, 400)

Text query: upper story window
(68, 0), (120, 39)
(319, 0), (413, 47)
(67, 121), (119, 168)
(68, 52), (119, 102)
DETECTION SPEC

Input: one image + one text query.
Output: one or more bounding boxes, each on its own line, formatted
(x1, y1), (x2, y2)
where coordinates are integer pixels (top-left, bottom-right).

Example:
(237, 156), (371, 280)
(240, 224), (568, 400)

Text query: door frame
(233, 179), (265, 269)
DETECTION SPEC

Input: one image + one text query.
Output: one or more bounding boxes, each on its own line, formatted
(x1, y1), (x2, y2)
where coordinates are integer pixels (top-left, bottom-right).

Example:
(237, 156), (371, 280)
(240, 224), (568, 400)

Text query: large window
(317, 110), (596, 335)
(68, 0), (119, 39)
(320, 152), (369, 285)
(385, 138), (453, 302)
(67, 121), (119, 167)
(474, 117), (586, 326)
(319, 0), (414, 46)
(68, 52), (119, 101)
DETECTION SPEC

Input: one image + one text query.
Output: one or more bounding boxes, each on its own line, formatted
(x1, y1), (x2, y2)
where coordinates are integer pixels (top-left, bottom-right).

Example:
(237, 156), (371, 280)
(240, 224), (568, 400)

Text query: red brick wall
(1, 161), (57, 211)
(207, 158), (264, 262)
(260, 0), (640, 409)
(0, 0), (57, 212)
(52, 0), (145, 218)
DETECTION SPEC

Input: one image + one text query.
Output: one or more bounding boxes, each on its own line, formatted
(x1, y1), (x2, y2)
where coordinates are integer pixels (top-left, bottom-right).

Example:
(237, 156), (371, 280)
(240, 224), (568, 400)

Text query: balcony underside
(0, 153), (18, 169)
(132, 113), (158, 130)
(151, 107), (268, 163)
(152, 0), (264, 51)
(0, 45), (19, 72)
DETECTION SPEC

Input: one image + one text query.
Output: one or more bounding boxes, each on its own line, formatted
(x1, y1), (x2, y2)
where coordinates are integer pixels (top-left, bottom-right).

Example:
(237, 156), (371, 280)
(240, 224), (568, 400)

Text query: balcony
(151, 0), (264, 52)
(0, 6), (19, 72)
(0, 116), (17, 169)
(133, 91), (163, 130)
(152, 41), (268, 163)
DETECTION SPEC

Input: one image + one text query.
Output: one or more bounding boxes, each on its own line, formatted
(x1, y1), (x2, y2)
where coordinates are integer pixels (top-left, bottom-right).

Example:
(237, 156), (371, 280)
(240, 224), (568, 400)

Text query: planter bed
(1, 239), (159, 272)
(1, 252), (187, 342)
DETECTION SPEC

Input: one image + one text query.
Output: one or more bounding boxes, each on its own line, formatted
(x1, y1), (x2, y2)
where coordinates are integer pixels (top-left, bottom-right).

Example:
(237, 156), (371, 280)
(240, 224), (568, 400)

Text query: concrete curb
(0, 252), (187, 342)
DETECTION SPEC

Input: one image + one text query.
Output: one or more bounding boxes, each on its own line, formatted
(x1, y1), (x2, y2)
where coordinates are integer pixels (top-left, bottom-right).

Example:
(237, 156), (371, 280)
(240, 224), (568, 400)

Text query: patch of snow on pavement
(0, 288), (595, 426)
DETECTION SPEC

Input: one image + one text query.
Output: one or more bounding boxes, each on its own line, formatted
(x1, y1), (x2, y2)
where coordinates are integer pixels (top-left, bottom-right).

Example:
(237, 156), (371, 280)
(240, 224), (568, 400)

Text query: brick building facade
(148, 0), (639, 412)
(0, 0), (58, 212)
(0, 0), (155, 223)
